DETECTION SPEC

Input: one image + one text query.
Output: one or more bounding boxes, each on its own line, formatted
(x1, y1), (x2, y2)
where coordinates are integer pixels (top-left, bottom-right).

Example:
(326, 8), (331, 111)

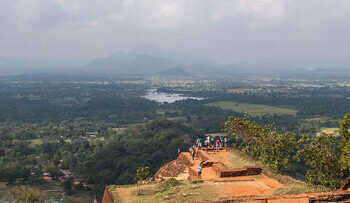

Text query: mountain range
(1, 44), (350, 77)
(80, 44), (223, 75)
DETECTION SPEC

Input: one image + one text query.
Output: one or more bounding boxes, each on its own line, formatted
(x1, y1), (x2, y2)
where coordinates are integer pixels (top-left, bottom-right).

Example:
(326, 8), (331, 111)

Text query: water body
(143, 89), (203, 103)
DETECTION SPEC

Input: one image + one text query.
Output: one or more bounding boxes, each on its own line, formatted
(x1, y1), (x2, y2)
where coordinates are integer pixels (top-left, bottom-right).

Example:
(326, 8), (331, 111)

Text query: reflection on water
(143, 89), (203, 103)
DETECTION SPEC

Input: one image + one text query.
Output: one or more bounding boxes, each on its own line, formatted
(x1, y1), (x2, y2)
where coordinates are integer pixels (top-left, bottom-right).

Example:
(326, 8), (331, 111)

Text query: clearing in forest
(316, 127), (340, 136)
(205, 101), (298, 116)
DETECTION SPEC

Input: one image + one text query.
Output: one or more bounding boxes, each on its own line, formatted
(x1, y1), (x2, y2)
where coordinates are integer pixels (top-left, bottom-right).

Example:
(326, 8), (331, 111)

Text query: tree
(296, 134), (343, 189)
(135, 166), (150, 182)
(340, 113), (350, 170)
(46, 166), (63, 181)
(61, 177), (74, 195)
(135, 166), (150, 195)
(224, 116), (297, 172)
(11, 186), (46, 203)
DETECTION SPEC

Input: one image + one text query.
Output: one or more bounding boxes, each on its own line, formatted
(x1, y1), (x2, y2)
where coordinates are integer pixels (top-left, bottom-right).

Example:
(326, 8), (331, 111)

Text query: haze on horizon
(1, 0), (350, 69)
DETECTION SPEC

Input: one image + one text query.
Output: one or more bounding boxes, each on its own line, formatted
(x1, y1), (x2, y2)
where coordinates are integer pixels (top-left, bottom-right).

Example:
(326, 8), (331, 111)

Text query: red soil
(103, 149), (350, 203)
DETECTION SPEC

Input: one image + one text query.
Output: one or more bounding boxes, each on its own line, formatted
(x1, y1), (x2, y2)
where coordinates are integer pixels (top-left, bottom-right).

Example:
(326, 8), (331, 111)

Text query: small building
(42, 173), (53, 181)
(59, 169), (75, 178)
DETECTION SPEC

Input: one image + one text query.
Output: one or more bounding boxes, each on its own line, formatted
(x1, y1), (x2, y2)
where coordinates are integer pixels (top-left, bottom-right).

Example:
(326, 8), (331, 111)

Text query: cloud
(10, 0), (66, 28)
(1, 0), (350, 67)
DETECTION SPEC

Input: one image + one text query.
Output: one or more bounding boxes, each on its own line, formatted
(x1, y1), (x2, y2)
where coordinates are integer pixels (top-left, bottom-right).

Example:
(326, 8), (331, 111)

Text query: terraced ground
(103, 149), (336, 203)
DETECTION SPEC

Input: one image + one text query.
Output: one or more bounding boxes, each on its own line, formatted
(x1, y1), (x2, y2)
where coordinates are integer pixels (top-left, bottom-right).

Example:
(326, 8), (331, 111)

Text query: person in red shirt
(216, 139), (220, 151)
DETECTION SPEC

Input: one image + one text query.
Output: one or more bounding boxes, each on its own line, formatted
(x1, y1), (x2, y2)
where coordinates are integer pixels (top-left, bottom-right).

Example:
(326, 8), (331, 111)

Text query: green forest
(0, 76), (349, 201)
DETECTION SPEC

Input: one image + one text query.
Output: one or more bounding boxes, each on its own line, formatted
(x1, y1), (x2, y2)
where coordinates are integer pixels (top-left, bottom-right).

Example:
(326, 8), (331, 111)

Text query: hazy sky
(1, 0), (350, 67)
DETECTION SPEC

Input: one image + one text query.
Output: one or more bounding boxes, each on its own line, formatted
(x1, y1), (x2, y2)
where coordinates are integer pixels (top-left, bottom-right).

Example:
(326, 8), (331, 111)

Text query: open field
(304, 117), (332, 122)
(205, 101), (298, 116)
(316, 127), (340, 136)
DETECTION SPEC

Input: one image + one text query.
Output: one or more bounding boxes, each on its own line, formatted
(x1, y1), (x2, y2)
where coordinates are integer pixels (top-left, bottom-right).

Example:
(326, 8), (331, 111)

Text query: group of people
(196, 136), (227, 151)
(189, 136), (228, 179)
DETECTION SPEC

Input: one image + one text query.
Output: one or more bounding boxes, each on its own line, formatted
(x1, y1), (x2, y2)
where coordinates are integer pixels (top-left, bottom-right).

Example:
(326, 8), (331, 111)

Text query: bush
(157, 178), (181, 191)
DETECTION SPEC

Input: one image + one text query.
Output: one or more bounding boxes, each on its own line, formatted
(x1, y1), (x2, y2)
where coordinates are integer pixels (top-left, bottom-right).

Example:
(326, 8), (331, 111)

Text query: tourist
(198, 137), (202, 148)
(189, 146), (195, 161)
(197, 163), (202, 179)
(219, 137), (223, 147)
(216, 139), (220, 151)
(224, 137), (228, 147)
(191, 146), (195, 160)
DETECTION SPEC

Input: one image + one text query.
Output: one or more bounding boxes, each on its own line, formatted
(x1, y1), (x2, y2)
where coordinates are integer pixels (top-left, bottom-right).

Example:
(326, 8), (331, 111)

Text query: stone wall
(101, 186), (114, 203)
(154, 152), (193, 180)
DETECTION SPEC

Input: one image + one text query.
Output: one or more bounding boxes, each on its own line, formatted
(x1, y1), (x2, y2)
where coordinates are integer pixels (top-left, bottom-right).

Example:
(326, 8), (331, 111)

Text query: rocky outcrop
(154, 152), (193, 181)
(101, 186), (114, 203)
(309, 192), (350, 202)
(341, 177), (350, 191)
(212, 162), (262, 177)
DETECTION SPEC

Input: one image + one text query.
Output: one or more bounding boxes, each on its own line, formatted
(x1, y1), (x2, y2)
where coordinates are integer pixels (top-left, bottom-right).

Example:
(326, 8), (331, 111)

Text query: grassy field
(110, 179), (221, 203)
(316, 127), (340, 136)
(305, 117), (332, 122)
(205, 101), (298, 116)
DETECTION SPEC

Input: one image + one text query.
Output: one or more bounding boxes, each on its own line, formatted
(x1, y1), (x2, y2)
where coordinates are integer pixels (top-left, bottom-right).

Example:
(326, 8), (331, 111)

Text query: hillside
(83, 120), (200, 197)
(84, 51), (178, 75)
(154, 67), (192, 77)
(102, 148), (350, 202)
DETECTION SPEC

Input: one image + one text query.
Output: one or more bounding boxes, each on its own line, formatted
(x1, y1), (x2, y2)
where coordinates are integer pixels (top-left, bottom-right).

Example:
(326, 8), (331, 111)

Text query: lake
(143, 89), (203, 103)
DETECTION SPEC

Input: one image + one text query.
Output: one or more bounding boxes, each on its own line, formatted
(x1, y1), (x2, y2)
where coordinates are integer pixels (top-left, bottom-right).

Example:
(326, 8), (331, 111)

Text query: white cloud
(1, 0), (350, 66)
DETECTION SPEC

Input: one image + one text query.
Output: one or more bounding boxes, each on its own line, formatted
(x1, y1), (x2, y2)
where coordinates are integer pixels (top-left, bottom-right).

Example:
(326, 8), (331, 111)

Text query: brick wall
(101, 186), (114, 203)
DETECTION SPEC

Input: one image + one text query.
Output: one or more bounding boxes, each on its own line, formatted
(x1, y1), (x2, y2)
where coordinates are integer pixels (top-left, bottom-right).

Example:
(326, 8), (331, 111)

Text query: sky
(1, 0), (350, 68)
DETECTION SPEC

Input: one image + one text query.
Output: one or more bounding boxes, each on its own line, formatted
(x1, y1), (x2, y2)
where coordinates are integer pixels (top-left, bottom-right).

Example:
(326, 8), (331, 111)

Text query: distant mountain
(154, 67), (192, 76)
(131, 44), (218, 66)
(83, 50), (179, 75)
(82, 45), (224, 75)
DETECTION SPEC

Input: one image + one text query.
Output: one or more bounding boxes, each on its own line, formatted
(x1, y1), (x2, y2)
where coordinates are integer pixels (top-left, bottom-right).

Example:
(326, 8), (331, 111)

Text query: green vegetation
(316, 127), (339, 136)
(109, 180), (220, 203)
(225, 115), (297, 172)
(0, 75), (349, 201)
(205, 101), (298, 116)
(225, 113), (350, 189)
(157, 178), (181, 192)
(226, 148), (327, 195)
(296, 134), (343, 188)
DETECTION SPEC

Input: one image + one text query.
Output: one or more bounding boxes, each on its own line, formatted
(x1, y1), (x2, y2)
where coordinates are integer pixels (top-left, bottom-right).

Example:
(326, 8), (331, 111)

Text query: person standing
(224, 137), (228, 147)
(216, 139), (220, 151)
(198, 137), (202, 149)
(197, 163), (202, 179)
(189, 146), (195, 161)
